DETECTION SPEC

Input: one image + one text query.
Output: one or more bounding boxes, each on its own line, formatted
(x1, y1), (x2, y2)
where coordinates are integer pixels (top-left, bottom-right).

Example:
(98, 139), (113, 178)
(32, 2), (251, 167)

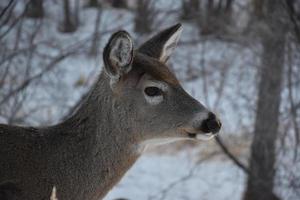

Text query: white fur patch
(141, 137), (184, 146)
(138, 133), (215, 153)
(143, 81), (168, 105)
(160, 26), (183, 62)
(138, 137), (185, 153)
(196, 133), (216, 141)
(144, 95), (163, 105)
(50, 186), (58, 200)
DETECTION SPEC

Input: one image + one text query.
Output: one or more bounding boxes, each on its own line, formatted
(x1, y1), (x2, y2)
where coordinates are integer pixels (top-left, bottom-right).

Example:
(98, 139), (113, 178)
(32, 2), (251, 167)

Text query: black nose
(200, 112), (221, 133)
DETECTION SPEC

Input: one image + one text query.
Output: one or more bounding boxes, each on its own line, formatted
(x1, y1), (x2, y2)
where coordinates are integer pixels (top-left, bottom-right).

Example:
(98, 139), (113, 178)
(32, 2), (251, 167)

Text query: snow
(105, 151), (245, 200)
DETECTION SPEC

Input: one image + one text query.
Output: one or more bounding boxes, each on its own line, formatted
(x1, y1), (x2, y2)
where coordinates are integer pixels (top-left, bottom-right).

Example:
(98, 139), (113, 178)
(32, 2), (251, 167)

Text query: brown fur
(133, 52), (179, 86)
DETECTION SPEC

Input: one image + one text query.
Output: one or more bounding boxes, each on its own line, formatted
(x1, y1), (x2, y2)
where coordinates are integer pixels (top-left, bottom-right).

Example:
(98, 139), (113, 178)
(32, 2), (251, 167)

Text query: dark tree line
(23, 0), (129, 34)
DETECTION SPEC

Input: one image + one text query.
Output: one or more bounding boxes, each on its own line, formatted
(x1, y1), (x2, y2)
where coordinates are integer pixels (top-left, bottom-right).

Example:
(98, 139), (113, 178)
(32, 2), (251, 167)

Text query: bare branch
(0, 0), (15, 21)
(215, 135), (250, 174)
(0, 50), (78, 106)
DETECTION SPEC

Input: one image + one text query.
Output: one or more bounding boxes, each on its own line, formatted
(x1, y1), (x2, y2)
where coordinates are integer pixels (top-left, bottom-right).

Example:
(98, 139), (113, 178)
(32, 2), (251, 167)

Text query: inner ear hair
(138, 23), (183, 63)
(109, 34), (133, 71)
(159, 25), (182, 63)
(103, 31), (134, 79)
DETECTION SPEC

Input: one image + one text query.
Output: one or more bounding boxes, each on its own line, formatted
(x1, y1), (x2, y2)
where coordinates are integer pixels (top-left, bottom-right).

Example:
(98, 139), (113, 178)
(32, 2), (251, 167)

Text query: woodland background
(0, 0), (300, 199)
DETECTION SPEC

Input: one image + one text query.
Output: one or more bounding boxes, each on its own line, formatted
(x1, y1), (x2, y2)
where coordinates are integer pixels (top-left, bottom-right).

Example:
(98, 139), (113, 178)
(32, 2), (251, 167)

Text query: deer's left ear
(103, 31), (134, 80)
(138, 23), (183, 63)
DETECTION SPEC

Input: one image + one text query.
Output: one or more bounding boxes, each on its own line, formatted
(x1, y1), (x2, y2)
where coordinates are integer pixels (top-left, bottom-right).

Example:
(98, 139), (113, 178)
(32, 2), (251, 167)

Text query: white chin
(195, 133), (216, 141)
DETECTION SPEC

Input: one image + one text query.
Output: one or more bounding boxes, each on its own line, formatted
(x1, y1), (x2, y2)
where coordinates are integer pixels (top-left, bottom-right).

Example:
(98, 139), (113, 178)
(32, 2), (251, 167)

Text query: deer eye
(144, 87), (162, 97)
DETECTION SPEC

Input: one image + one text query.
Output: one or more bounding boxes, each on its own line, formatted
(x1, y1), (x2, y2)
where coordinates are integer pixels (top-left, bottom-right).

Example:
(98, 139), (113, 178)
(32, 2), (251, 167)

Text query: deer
(0, 24), (221, 200)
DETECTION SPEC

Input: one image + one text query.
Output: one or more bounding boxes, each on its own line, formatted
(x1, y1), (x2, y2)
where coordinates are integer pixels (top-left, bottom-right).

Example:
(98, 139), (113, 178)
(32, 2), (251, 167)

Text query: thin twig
(215, 135), (250, 174)
(0, 50), (78, 106)
(284, 0), (300, 43)
(149, 153), (218, 200)
(0, 0), (15, 20)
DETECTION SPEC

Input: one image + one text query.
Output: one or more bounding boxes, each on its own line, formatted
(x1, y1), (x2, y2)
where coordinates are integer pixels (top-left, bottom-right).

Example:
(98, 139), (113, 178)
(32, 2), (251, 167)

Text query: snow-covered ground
(105, 150), (245, 200)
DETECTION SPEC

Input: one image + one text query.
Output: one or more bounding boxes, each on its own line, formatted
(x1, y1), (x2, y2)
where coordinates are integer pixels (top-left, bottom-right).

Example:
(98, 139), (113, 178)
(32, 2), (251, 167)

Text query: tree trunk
(252, 0), (264, 19)
(180, 0), (200, 21)
(89, 8), (102, 56)
(244, 1), (287, 200)
(60, 0), (77, 33)
(74, 0), (80, 26)
(225, 0), (233, 14)
(199, 0), (233, 35)
(111, 0), (127, 9)
(25, 0), (44, 18)
(134, 0), (154, 34)
(87, 0), (100, 7)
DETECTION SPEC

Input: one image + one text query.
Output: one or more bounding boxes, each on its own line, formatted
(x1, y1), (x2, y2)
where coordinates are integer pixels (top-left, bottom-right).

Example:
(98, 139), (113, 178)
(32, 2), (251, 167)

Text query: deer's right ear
(138, 23), (182, 63)
(103, 31), (134, 81)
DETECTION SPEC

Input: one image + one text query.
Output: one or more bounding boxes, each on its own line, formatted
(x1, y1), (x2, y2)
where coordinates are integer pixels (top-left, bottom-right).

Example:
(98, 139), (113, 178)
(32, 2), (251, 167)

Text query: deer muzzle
(182, 112), (222, 140)
(199, 112), (222, 134)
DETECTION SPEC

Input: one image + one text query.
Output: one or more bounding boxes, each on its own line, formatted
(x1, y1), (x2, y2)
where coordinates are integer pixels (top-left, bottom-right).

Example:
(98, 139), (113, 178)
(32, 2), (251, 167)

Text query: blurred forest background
(1, 0), (300, 200)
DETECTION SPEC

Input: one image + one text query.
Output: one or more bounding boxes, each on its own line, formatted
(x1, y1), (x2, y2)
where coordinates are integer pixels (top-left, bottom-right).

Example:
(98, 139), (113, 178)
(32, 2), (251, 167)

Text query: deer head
(102, 23), (221, 146)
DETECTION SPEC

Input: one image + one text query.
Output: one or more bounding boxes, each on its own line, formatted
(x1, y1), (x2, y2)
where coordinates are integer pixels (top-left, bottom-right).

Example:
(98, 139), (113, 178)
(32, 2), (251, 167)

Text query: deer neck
(54, 72), (140, 199)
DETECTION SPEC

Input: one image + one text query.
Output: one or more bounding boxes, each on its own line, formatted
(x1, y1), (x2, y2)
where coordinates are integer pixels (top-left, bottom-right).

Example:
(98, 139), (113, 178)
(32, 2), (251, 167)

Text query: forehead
(132, 52), (179, 86)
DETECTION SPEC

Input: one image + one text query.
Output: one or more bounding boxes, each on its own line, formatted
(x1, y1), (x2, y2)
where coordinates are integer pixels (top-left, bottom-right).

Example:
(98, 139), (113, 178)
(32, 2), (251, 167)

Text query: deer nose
(199, 112), (221, 134)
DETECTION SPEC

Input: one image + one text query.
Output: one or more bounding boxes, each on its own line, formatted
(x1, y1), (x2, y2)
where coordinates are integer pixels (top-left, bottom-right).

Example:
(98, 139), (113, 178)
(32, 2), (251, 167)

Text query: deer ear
(138, 23), (182, 63)
(103, 31), (134, 80)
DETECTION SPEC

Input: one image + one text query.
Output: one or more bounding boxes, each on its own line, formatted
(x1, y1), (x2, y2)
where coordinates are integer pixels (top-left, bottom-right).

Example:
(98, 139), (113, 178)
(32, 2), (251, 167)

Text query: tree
(134, 0), (155, 34)
(74, 0), (80, 26)
(89, 7), (102, 56)
(87, 0), (101, 7)
(59, 0), (77, 33)
(197, 0), (234, 35)
(25, 0), (44, 18)
(244, 1), (288, 199)
(111, 0), (127, 9)
(180, 0), (200, 21)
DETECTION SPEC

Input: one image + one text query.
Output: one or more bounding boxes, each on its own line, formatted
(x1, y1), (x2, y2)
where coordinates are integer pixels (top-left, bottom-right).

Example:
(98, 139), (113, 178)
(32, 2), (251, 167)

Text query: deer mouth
(179, 127), (217, 140)
(187, 132), (216, 140)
